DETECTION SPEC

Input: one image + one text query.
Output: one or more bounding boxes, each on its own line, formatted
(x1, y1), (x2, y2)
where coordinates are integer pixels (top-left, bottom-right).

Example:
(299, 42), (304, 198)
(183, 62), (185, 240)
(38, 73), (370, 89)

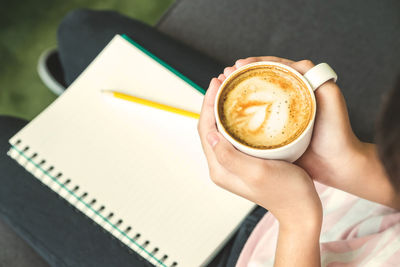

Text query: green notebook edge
(121, 34), (206, 95)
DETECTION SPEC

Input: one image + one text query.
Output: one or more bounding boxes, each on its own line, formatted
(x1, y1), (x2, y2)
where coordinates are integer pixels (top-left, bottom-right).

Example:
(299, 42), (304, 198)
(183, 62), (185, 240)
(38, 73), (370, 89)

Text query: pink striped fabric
(236, 181), (400, 266)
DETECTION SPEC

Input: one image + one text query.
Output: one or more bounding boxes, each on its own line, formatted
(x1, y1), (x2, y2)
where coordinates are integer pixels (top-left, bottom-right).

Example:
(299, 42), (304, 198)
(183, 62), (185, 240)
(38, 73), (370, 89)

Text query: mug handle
(303, 63), (338, 91)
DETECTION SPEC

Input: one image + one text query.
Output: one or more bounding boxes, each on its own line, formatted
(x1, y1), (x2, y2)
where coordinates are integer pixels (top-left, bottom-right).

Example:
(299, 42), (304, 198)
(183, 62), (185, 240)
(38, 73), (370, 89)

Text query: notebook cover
(8, 35), (255, 267)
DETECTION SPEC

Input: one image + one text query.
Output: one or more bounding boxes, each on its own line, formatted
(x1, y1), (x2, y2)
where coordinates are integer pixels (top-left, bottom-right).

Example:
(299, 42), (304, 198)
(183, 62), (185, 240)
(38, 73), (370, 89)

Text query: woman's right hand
(227, 57), (400, 208)
(225, 57), (366, 192)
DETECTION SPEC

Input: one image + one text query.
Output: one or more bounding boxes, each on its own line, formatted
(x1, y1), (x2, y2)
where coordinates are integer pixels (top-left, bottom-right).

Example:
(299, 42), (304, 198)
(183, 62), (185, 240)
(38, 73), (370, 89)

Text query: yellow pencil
(102, 90), (200, 119)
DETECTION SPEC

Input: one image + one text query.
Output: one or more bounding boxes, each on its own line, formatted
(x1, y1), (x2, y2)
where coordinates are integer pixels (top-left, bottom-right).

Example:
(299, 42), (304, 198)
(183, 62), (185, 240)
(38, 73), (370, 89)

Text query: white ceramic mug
(214, 61), (337, 162)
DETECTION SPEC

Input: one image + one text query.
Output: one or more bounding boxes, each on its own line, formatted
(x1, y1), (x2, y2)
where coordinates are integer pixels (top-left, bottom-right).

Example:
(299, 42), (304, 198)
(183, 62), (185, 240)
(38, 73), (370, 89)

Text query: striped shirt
(236, 181), (400, 266)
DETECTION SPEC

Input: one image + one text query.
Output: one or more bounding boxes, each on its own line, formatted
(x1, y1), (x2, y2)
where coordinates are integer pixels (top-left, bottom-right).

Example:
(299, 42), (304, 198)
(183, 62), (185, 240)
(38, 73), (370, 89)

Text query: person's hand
(197, 74), (322, 227)
(226, 57), (365, 191)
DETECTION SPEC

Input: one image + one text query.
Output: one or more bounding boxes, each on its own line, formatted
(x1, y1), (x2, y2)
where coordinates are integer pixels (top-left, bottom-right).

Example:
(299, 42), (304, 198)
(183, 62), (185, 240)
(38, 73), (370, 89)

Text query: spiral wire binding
(8, 140), (178, 267)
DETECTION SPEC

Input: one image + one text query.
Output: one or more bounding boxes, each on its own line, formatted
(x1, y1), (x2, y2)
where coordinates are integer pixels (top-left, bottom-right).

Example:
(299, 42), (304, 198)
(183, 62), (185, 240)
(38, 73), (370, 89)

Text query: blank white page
(8, 35), (255, 267)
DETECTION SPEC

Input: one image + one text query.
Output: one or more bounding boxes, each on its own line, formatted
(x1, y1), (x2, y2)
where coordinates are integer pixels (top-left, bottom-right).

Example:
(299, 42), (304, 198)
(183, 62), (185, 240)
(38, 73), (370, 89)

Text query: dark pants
(0, 10), (267, 267)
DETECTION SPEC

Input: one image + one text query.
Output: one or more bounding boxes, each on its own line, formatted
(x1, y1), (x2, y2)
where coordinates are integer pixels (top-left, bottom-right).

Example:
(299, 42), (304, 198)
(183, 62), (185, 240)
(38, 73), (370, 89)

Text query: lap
(1, 9), (265, 267)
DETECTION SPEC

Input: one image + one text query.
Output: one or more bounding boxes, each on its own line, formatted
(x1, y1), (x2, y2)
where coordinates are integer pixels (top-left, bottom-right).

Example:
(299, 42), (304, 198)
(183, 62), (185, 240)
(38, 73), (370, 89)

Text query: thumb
(314, 81), (352, 131)
(206, 131), (267, 181)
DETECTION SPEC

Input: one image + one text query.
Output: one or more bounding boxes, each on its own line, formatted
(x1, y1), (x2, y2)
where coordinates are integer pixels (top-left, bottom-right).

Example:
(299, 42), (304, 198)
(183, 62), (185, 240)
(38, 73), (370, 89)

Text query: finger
(198, 78), (221, 167)
(290, 60), (315, 75)
(256, 56), (294, 65)
(198, 78), (221, 137)
(314, 81), (352, 133)
(198, 78), (223, 177)
(223, 66), (236, 78)
(197, 79), (253, 196)
(204, 131), (262, 200)
(217, 73), (226, 82)
(235, 56), (295, 69)
(235, 57), (260, 68)
(207, 157), (254, 200)
(206, 131), (269, 184)
(290, 60), (345, 115)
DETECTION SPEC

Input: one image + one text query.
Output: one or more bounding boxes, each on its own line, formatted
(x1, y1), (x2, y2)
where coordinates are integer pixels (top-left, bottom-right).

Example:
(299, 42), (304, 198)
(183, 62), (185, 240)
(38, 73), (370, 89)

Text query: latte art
(218, 66), (313, 149)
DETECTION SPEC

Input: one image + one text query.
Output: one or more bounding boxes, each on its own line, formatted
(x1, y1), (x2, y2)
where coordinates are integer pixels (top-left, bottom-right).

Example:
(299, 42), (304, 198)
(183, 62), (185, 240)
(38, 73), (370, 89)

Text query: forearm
(274, 221), (321, 267)
(329, 143), (400, 209)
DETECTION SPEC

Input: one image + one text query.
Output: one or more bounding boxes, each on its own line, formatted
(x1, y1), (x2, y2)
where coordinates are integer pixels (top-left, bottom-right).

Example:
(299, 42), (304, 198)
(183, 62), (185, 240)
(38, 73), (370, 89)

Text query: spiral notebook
(7, 35), (255, 267)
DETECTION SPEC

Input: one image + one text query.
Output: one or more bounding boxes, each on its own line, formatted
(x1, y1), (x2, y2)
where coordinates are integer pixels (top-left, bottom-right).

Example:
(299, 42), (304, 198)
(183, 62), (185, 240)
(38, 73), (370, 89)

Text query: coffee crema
(218, 65), (314, 149)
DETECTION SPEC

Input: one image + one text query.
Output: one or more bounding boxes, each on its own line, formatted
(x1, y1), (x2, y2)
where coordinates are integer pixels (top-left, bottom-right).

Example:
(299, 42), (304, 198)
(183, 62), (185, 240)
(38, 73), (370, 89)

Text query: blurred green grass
(0, 0), (174, 120)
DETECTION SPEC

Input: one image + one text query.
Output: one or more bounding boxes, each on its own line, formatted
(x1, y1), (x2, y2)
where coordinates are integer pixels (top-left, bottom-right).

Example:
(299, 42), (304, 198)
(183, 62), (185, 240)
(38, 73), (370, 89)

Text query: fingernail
(207, 132), (219, 147)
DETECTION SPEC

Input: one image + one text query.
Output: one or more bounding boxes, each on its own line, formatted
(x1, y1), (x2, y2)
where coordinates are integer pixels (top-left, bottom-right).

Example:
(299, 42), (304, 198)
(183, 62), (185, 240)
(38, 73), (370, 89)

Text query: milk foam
(219, 67), (313, 149)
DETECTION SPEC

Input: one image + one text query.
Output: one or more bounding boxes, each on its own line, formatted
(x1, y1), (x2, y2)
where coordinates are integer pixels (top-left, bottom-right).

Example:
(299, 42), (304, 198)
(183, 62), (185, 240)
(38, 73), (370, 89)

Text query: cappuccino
(218, 65), (314, 149)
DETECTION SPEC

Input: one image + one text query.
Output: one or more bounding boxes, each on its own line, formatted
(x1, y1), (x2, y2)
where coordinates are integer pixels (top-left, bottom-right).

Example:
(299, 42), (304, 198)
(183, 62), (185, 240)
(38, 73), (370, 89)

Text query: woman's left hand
(197, 72), (322, 227)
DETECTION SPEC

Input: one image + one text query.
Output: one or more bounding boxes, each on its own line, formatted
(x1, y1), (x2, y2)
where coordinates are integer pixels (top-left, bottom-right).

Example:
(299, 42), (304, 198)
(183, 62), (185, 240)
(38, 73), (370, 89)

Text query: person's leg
(57, 9), (224, 90)
(1, 10), (266, 267)
(208, 205), (267, 267)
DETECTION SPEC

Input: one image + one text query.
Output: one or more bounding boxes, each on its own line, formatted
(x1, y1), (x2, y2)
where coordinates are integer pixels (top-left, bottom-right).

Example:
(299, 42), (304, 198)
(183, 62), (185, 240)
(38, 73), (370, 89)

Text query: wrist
(276, 217), (321, 266)
(276, 219), (321, 267)
(274, 170), (323, 232)
(277, 198), (323, 235)
(279, 213), (322, 235)
(313, 138), (366, 186)
(354, 143), (400, 209)
(335, 137), (367, 177)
